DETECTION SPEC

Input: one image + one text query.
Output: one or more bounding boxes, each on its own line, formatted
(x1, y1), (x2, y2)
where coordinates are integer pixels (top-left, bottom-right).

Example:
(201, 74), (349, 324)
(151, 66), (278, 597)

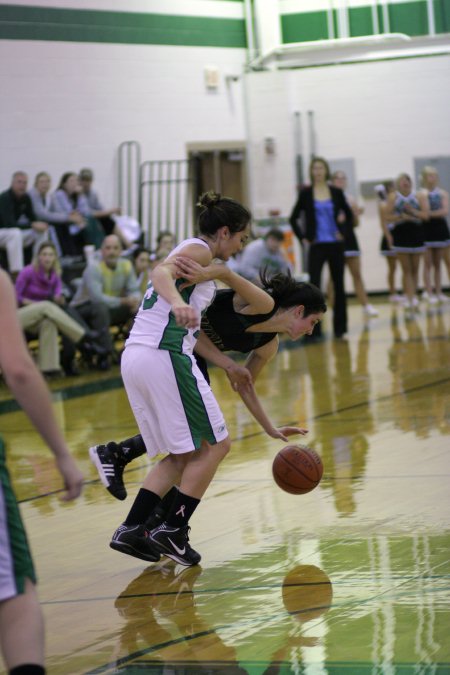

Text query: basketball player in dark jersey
(90, 261), (326, 513)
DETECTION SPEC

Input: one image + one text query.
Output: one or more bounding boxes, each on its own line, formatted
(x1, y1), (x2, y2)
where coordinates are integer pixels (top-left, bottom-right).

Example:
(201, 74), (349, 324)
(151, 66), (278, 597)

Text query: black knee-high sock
(159, 486), (179, 513)
(10, 666), (45, 675)
(165, 491), (200, 528)
(124, 488), (161, 525)
(118, 434), (147, 463)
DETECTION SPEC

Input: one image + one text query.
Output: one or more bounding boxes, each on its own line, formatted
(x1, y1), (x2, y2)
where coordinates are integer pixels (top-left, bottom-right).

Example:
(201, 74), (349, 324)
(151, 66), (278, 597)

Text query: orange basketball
(272, 444), (323, 495)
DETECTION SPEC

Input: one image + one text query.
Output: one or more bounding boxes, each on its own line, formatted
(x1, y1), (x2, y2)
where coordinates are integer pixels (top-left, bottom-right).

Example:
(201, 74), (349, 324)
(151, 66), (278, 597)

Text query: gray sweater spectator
(235, 228), (291, 284)
(29, 171), (85, 257)
(50, 172), (105, 254)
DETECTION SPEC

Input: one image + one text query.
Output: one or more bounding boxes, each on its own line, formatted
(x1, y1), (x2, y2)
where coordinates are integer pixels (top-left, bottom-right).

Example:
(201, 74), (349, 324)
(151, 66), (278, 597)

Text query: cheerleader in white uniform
(419, 166), (450, 303)
(385, 174), (428, 312)
(331, 171), (378, 316)
(375, 181), (402, 302)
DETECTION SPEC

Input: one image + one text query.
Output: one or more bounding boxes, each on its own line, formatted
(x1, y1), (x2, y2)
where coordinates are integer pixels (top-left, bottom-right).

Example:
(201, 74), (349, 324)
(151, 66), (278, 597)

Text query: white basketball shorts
(121, 345), (228, 456)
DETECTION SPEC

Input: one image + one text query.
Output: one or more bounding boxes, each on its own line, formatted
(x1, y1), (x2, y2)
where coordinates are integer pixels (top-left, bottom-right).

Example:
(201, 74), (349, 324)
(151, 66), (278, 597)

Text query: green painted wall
(0, 1), (448, 46)
(389, 0), (430, 36)
(282, 10), (329, 43)
(434, 0), (450, 32)
(348, 6), (374, 38)
(282, 0), (450, 43)
(0, 4), (247, 47)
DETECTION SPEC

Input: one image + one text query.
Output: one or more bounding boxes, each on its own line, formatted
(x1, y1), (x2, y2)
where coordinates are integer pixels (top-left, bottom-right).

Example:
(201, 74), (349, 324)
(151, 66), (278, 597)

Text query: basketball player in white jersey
(110, 192), (257, 566)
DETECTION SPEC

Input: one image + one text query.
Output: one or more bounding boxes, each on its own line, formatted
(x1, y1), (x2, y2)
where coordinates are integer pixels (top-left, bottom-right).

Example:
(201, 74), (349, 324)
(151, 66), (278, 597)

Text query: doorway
(187, 142), (248, 205)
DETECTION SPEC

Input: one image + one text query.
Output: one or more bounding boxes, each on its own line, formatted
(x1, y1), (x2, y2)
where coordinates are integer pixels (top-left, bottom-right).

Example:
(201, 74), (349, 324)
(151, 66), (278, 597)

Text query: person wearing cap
(78, 168), (133, 249)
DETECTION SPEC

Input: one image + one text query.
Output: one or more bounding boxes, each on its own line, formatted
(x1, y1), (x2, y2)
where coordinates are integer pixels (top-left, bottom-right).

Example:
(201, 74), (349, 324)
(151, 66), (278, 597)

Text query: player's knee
(170, 453), (191, 472)
(215, 436), (231, 460)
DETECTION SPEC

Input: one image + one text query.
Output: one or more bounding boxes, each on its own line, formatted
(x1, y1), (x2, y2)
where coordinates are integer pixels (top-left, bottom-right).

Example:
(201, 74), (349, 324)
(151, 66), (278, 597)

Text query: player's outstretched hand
(55, 453), (84, 501)
(225, 363), (253, 391)
(269, 426), (309, 442)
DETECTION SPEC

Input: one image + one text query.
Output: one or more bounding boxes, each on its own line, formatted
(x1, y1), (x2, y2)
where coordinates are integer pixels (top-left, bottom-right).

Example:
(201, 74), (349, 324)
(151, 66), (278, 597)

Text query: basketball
(282, 565), (333, 624)
(272, 444), (323, 494)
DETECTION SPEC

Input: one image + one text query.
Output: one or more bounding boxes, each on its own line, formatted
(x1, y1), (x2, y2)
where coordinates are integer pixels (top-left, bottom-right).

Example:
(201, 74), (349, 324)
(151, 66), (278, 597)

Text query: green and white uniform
(121, 238), (228, 456)
(0, 437), (36, 601)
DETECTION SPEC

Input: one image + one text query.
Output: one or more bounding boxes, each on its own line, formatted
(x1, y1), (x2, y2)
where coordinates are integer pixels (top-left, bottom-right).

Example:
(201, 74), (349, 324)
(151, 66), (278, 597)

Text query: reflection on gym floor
(1, 300), (449, 674)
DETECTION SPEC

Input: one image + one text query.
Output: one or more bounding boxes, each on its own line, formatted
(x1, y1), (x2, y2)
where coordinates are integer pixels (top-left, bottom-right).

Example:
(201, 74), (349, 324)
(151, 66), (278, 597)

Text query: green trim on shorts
(0, 437), (37, 594)
(158, 281), (195, 352)
(169, 353), (217, 449)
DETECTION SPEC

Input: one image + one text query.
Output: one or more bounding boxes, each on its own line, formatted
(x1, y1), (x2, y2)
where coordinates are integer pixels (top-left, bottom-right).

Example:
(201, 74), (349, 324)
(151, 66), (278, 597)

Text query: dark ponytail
(197, 191), (251, 236)
(260, 271), (327, 317)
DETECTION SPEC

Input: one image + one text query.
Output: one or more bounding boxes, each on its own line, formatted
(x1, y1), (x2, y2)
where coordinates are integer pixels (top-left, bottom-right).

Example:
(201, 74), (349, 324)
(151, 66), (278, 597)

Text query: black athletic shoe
(89, 443), (127, 500)
(110, 523), (160, 562)
(149, 523), (201, 567)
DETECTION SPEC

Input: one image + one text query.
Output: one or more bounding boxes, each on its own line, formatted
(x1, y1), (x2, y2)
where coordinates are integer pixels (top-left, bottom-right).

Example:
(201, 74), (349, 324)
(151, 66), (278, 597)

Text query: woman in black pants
(289, 157), (353, 338)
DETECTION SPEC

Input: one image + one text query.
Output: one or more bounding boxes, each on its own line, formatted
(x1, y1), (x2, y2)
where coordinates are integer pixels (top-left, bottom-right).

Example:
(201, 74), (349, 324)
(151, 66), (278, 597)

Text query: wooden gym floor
(1, 299), (449, 675)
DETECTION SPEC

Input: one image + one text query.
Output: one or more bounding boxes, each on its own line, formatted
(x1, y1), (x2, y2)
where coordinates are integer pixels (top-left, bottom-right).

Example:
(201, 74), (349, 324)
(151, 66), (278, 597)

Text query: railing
(117, 141), (141, 222)
(139, 159), (195, 249)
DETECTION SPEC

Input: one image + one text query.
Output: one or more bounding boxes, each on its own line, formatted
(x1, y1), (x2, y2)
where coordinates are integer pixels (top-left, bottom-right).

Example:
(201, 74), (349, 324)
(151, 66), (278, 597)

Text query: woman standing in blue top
(289, 157), (353, 338)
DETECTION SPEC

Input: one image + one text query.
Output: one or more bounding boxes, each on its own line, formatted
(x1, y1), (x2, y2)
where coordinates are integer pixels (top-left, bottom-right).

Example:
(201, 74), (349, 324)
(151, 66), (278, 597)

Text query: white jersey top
(428, 188), (443, 212)
(126, 238), (216, 355)
(394, 191), (421, 224)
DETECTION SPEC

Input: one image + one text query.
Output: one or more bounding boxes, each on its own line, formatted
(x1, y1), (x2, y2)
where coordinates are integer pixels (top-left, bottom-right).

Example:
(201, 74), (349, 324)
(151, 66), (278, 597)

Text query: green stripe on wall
(434, 0), (450, 33)
(281, 0), (449, 44)
(281, 11), (329, 43)
(0, 2), (448, 48)
(0, 4), (246, 47)
(389, 0), (430, 36)
(349, 6), (374, 37)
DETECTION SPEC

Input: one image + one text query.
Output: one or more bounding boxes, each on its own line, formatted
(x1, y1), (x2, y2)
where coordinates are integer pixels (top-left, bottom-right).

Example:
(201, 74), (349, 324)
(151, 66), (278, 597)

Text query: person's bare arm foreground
(0, 269), (83, 500)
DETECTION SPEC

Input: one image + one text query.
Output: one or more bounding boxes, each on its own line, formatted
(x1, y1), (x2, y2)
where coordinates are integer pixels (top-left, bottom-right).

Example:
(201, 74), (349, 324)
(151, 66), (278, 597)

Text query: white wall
(1, 5), (449, 293)
(0, 40), (247, 207)
(244, 54), (450, 291)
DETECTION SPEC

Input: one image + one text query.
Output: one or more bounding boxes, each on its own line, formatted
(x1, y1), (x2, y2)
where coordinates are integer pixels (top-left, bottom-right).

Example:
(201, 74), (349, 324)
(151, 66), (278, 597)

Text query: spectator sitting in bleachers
(0, 171), (49, 280)
(234, 228), (291, 285)
(131, 246), (152, 296)
(69, 234), (141, 370)
(51, 172), (105, 255)
(79, 168), (136, 250)
(154, 229), (176, 258)
(29, 171), (85, 259)
(15, 241), (103, 376)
